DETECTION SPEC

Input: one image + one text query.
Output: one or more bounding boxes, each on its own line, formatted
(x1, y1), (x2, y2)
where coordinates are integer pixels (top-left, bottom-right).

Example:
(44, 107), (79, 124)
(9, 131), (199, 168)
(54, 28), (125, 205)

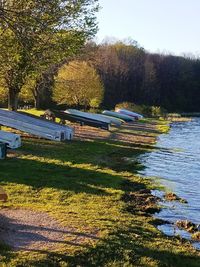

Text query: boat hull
(0, 130), (21, 149)
(52, 110), (110, 131)
(0, 109), (74, 141)
(102, 110), (135, 122)
(115, 108), (143, 119)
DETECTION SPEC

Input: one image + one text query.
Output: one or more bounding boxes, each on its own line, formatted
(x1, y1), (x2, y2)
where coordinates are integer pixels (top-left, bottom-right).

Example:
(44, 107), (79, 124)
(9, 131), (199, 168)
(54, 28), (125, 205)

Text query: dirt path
(73, 123), (156, 144)
(0, 208), (98, 252)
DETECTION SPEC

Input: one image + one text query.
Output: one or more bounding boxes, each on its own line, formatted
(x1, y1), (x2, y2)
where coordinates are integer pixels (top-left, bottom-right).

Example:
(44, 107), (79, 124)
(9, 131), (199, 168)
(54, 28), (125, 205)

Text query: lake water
(139, 118), (200, 249)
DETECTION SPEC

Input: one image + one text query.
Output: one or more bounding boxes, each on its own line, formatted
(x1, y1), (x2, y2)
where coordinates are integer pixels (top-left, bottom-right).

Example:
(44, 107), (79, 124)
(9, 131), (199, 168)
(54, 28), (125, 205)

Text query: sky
(96, 0), (200, 56)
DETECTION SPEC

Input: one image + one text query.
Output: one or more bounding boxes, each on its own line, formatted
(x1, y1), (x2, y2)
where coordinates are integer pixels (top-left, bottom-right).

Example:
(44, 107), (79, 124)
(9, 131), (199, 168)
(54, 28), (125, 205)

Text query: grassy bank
(0, 113), (199, 266)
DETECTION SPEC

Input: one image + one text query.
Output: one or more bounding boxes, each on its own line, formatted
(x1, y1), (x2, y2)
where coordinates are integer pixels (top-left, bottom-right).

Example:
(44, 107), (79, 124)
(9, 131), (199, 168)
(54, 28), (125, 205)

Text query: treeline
(1, 34), (200, 112)
(86, 41), (200, 112)
(16, 41), (200, 112)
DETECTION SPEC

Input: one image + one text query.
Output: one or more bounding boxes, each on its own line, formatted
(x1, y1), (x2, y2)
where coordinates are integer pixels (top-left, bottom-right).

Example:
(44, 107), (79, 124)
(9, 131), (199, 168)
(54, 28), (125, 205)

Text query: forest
(0, 2), (200, 113)
(2, 40), (200, 113)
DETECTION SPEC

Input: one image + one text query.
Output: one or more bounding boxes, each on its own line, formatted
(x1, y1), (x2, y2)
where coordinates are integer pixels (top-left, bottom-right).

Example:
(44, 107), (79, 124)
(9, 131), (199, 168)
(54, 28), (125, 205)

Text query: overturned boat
(50, 109), (109, 130)
(0, 130), (21, 149)
(102, 110), (135, 122)
(0, 109), (74, 141)
(65, 109), (122, 127)
(19, 111), (74, 140)
(115, 108), (143, 119)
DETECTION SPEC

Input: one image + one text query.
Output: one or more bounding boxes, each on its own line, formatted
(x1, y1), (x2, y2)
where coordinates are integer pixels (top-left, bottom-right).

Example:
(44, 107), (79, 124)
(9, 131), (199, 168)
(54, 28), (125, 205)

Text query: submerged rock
(151, 218), (170, 226)
(176, 220), (198, 233)
(144, 205), (161, 214)
(122, 189), (161, 215)
(165, 192), (188, 203)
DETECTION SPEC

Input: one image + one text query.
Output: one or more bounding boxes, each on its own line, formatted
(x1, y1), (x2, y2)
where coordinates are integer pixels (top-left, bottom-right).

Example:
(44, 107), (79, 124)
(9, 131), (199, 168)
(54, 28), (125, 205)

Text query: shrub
(115, 102), (166, 117)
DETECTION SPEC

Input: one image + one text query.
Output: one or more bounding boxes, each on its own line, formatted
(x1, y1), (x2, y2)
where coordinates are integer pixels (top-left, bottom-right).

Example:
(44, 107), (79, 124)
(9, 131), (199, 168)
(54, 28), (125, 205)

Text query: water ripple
(139, 118), (200, 248)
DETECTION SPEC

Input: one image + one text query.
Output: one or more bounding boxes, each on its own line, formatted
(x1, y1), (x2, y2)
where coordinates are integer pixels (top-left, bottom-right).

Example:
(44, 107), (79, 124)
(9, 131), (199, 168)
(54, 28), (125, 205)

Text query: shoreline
(142, 118), (200, 249)
(0, 115), (200, 266)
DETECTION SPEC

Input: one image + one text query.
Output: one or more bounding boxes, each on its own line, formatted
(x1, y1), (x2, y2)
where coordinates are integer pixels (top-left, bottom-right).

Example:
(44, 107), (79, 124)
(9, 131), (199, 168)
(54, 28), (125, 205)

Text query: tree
(53, 61), (104, 109)
(88, 41), (145, 108)
(141, 55), (159, 106)
(0, 0), (99, 110)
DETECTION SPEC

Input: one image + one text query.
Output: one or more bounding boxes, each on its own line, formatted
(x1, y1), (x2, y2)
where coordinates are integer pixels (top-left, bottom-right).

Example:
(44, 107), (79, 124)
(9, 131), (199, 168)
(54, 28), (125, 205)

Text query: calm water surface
(139, 118), (200, 248)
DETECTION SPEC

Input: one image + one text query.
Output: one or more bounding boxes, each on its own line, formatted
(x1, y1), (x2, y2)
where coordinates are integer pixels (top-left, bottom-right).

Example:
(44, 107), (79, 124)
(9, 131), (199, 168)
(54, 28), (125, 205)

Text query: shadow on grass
(5, 226), (199, 267)
(0, 157), (123, 196)
(18, 138), (155, 174)
(58, 227), (200, 267)
(1, 137), (197, 266)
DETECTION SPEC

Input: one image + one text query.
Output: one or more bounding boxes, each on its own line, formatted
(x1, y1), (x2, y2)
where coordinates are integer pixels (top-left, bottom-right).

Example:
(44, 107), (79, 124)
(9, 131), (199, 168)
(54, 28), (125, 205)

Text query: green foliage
(151, 106), (163, 117)
(0, 0), (99, 110)
(115, 102), (166, 117)
(0, 86), (7, 105)
(53, 60), (104, 108)
(85, 41), (200, 113)
(90, 97), (102, 108)
(19, 79), (35, 104)
(115, 102), (144, 114)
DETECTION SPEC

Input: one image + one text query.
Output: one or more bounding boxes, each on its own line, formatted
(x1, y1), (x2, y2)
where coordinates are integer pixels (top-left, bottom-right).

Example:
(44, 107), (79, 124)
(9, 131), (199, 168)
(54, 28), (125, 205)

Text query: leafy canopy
(0, 0), (99, 109)
(53, 60), (104, 108)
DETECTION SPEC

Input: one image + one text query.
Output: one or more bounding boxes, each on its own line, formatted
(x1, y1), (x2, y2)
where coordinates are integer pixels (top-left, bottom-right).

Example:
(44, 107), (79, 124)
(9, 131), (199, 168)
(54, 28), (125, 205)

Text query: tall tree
(0, 0), (99, 110)
(53, 60), (104, 109)
(89, 41), (145, 108)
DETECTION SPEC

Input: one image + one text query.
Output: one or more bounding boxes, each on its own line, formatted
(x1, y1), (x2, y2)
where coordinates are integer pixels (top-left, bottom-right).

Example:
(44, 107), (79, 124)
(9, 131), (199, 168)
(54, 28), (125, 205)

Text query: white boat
(115, 108), (143, 119)
(99, 114), (123, 126)
(19, 111), (74, 140)
(0, 130), (21, 149)
(0, 109), (74, 141)
(65, 109), (122, 126)
(102, 110), (135, 122)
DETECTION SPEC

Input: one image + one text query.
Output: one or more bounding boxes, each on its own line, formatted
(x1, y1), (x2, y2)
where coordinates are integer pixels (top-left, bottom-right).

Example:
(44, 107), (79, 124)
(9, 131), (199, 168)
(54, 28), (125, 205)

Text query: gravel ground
(0, 209), (98, 252)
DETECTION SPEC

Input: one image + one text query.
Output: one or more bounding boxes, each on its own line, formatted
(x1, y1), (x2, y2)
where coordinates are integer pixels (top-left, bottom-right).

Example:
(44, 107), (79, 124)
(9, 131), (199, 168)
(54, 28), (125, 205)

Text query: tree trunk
(8, 89), (19, 111)
(34, 92), (41, 110)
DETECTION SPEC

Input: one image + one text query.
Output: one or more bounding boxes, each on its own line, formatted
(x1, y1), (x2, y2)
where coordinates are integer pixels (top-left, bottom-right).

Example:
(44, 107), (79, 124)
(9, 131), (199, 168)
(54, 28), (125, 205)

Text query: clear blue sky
(96, 0), (200, 55)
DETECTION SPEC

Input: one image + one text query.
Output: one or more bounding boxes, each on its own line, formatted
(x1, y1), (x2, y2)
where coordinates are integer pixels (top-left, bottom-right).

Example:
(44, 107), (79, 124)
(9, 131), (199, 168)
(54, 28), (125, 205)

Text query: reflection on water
(139, 118), (200, 249)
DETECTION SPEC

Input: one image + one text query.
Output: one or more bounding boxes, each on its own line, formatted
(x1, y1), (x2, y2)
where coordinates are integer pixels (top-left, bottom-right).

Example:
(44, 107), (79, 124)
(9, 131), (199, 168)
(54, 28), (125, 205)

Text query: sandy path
(0, 209), (98, 252)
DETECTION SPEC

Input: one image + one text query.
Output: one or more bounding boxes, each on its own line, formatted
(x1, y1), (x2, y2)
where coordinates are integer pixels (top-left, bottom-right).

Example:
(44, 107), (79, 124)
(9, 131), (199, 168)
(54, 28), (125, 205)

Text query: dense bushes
(115, 102), (166, 117)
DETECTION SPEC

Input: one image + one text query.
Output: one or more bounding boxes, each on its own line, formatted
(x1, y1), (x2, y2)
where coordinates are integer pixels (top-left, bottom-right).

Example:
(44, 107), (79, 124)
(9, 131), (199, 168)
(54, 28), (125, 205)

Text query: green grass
(0, 112), (199, 266)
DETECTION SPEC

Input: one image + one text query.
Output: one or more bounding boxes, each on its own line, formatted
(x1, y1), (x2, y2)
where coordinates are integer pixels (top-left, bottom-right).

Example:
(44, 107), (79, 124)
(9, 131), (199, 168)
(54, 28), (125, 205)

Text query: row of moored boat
(0, 108), (143, 159)
(52, 108), (143, 130)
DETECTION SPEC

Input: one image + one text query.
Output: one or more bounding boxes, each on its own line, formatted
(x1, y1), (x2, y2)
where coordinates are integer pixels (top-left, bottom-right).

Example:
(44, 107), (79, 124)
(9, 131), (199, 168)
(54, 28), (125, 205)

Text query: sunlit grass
(0, 113), (199, 266)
